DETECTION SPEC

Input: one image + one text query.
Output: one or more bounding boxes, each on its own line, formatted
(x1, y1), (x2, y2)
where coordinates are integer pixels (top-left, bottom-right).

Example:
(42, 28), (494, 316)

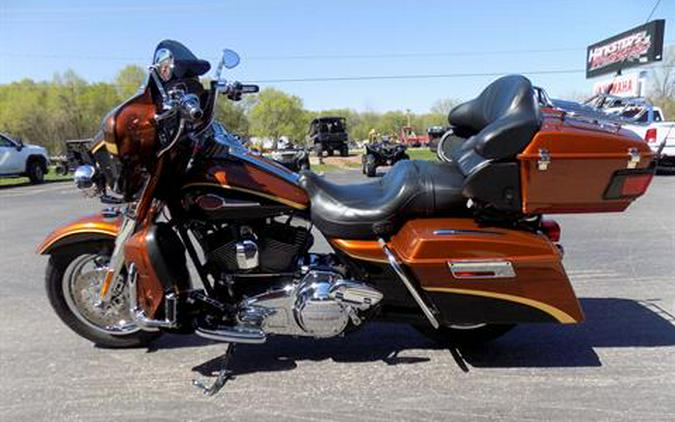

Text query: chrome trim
(99, 214), (136, 304)
(73, 165), (96, 189)
(235, 240), (259, 270)
(433, 229), (503, 236)
(127, 264), (176, 331)
(448, 261), (516, 279)
(538, 148), (551, 171)
(195, 326), (266, 344)
(378, 239), (440, 329)
(627, 147), (641, 169)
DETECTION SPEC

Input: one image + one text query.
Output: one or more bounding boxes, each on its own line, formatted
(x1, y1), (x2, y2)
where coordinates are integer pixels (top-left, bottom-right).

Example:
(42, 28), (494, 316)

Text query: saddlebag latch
(537, 148), (551, 171)
(627, 148), (641, 169)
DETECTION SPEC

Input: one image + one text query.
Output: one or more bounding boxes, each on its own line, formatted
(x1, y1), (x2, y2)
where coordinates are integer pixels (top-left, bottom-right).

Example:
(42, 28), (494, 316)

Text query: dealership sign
(592, 72), (646, 97)
(586, 19), (665, 78)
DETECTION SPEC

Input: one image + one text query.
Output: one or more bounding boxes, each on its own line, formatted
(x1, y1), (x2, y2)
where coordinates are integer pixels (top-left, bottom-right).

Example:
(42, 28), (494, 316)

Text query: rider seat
(299, 160), (467, 239)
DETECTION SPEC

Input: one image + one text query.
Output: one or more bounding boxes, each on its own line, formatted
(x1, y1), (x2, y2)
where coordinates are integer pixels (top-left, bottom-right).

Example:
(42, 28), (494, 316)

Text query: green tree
(249, 88), (307, 146)
(114, 65), (146, 99)
(215, 98), (250, 136)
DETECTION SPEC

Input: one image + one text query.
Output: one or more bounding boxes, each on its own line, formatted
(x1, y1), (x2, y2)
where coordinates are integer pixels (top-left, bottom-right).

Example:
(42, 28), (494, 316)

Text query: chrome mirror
(74, 165), (96, 190)
(214, 49), (240, 82)
(222, 49), (240, 69)
(153, 48), (174, 82)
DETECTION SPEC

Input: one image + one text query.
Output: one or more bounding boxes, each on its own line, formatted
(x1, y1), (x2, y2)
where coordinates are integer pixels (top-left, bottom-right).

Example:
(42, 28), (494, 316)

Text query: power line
(246, 68), (588, 84)
(2, 39), (674, 63)
(4, 65), (672, 88)
(645, 0), (663, 23)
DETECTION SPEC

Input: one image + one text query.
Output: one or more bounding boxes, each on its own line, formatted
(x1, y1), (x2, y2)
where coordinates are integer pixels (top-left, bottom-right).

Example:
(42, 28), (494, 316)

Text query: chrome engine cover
(238, 270), (383, 338)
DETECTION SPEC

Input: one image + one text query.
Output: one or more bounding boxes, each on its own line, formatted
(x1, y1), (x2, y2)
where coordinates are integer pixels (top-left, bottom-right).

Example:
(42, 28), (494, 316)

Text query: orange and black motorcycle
(39, 40), (654, 382)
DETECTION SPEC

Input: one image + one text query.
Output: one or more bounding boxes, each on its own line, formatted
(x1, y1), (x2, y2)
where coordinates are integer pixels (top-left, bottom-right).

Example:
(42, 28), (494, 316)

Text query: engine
(238, 269), (383, 338)
(204, 221), (312, 274)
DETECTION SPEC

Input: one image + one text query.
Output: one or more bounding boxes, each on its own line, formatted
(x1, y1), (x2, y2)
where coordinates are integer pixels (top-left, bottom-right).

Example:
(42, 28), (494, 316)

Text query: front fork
(96, 213), (136, 307)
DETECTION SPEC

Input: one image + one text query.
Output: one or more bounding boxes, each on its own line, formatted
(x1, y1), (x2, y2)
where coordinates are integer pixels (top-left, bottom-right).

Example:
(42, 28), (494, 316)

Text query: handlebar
(177, 93), (203, 121)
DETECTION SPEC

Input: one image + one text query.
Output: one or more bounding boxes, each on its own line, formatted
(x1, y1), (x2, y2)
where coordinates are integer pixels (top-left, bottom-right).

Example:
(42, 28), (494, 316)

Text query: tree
(215, 98), (250, 136)
(648, 45), (675, 118)
(249, 88), (307, 147)
(430, 98), (459, 117)
(114, 65), (146, 99)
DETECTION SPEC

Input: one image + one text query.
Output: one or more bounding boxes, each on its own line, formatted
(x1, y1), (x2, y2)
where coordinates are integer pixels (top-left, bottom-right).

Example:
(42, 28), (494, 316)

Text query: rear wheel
(27, 159), (45, 184)
(414, 323), (515, 346)
(45, 241), (161, 348)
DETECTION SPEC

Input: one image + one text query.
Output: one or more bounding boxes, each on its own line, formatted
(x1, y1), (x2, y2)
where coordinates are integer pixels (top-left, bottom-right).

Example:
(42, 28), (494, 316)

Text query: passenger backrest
(448, 75), (542, 161)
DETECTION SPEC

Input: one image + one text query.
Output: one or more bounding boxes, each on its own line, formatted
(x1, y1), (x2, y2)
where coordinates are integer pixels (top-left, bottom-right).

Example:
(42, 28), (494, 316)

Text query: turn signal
(645, 128), (657, 144)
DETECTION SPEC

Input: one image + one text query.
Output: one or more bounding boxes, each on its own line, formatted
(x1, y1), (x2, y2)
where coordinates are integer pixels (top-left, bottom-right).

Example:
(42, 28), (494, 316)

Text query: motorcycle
(39, 41), (654, 393)
(362, 138), (409, 177)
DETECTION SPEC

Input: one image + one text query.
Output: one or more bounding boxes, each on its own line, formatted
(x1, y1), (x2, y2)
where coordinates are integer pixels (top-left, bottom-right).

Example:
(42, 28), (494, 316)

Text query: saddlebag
(389, 218), (584, 324)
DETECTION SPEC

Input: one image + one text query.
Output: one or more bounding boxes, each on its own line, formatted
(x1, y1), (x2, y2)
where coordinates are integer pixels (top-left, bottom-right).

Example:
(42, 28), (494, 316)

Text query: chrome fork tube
(97, 213), (136, 306)
(378, 239), (440, 329)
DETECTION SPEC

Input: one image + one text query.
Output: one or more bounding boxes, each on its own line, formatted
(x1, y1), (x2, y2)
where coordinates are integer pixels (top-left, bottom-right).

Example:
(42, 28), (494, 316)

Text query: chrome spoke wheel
(62, 254), (139, 335)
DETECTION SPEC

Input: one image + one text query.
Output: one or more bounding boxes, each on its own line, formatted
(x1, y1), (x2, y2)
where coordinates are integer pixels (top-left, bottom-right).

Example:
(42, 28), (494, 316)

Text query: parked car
(309, 116), (349, 157)
(362, 138), (409, 177)
(0, 133), (50, 184)
(603, 99), (675, 167)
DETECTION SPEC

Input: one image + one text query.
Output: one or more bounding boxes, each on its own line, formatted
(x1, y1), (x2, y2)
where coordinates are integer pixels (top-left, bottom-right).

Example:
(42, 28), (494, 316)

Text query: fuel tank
(180, 137), (309, 220)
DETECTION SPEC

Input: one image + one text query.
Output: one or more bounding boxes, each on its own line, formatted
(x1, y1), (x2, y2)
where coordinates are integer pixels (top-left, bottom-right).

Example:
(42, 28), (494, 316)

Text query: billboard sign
(586, 19), (665, 78)
(592, 72), (646, 97)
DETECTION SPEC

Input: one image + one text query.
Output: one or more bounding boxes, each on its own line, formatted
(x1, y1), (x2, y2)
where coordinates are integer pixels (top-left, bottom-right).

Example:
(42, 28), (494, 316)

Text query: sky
(0, 0), (673, 113)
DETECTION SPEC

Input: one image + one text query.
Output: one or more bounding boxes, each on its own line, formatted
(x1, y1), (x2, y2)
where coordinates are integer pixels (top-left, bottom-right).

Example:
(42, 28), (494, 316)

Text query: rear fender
(37, 213), (121, 255)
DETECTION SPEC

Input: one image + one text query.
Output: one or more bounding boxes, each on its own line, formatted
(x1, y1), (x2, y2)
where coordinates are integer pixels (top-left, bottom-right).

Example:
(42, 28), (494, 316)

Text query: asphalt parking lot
(1, 170), (674, 421)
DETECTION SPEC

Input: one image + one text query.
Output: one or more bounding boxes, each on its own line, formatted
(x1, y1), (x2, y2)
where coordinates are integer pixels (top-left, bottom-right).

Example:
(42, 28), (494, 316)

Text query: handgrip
(240, 84), (259, 94)
(178, 93), (203, 121)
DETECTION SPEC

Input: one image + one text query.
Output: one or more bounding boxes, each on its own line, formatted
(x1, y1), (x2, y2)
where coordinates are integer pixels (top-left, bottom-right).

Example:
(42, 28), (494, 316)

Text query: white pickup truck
(0, 133), (50, 184)
(600, 99), (675, 167)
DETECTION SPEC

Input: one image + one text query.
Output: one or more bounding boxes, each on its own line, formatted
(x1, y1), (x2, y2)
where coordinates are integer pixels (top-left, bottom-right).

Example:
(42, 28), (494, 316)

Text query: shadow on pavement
(188, 297), (675, 378)
(461, 298), (675, 368)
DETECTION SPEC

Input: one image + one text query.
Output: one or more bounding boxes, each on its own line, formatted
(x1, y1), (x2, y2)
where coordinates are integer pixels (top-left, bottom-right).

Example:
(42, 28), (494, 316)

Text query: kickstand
(192, 343), (237, 396)
(448, 344), (469, 373)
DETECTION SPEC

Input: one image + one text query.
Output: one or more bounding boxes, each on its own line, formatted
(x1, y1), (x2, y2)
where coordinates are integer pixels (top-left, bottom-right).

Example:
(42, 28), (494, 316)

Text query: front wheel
(27, 160), (45, 184)
(45, 241), (161, 348)
(414, 323), (515, 346)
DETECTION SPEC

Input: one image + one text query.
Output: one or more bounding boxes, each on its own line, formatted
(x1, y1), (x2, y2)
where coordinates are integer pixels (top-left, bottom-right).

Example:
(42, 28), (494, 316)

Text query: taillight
(541, 219), (561, 242)
(645, 128), (657, 144)
(604, 169), (654, 199)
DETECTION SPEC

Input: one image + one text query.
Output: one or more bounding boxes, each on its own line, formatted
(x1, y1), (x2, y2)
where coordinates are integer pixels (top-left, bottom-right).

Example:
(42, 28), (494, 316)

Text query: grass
(0, 166), (72, 187)
(311, 163), (342, 173)
(407, 148), (438, 161)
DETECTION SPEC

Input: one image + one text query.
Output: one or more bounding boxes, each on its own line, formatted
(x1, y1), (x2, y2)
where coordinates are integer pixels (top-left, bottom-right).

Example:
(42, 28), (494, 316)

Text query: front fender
(37, 213), (121, 255)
